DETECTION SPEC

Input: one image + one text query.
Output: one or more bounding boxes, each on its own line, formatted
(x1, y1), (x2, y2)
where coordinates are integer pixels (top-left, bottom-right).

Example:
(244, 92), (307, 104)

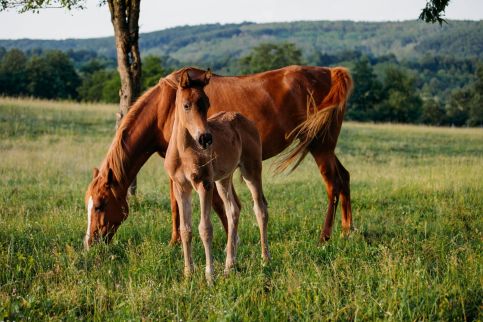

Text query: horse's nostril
(205, 133), (213, 146)
(199, 133), (213, 148)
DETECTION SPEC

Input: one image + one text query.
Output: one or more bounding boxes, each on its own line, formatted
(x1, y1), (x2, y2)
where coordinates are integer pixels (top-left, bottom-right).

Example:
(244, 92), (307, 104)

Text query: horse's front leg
(169, 178), (229, 245)
(197, 183), (214, 284)
(173, 183), (194, 277)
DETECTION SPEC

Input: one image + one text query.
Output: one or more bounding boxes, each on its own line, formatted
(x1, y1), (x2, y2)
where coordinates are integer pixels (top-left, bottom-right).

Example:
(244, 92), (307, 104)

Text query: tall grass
(0, 98), (481, 320)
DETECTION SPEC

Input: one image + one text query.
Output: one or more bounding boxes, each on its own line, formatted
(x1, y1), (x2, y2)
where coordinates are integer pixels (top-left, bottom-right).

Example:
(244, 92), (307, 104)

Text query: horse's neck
(103, 93), (160, 197)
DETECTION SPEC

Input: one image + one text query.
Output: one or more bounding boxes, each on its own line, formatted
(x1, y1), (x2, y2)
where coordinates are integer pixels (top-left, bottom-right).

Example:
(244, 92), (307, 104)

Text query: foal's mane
(102, 84), (162, 191)
(162, 67), (214, 90)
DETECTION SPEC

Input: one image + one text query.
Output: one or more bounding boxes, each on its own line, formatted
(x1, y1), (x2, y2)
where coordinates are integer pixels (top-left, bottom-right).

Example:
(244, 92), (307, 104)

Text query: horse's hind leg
(240, 163), (270, 262)
(169, 179), (181, 245)
(336, 156), (352, 236)
(310, 151), (340, 242)
(215, 177), (240, 274)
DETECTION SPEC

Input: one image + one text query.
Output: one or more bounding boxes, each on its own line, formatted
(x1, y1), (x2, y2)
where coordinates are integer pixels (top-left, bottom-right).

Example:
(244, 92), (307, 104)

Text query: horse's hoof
(262, 252), (271, 265)
(319, 235), (330, 244)
(341, 226), (358, 238)
(169, 237), (181, 246)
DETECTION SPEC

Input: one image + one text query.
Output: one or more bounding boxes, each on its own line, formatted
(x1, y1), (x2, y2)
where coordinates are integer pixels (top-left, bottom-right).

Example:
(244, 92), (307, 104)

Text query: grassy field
(0, 97), (482, 320)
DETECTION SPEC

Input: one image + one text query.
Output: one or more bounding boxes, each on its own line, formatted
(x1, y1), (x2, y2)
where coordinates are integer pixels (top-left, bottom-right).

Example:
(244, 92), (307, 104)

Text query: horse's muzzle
(198, 133), (213, 149)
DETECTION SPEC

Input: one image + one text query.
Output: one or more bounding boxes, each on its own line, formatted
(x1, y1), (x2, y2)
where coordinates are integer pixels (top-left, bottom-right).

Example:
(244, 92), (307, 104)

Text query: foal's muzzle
(198, 133), (213, 149)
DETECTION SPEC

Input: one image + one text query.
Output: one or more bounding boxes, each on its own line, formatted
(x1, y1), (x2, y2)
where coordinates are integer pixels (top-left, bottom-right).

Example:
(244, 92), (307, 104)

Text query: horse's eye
(95, 200), (107, 212)
(184, 102), (191, 110)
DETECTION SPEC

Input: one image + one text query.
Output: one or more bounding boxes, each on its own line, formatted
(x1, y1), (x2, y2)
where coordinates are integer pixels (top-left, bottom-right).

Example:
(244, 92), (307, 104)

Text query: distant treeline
(1, 21), (481, 65)
(0, 44), (481, 126)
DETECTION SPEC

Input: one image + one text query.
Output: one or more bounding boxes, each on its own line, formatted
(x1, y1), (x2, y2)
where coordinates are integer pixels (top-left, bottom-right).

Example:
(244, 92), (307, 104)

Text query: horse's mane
(102, 84), (162, 193)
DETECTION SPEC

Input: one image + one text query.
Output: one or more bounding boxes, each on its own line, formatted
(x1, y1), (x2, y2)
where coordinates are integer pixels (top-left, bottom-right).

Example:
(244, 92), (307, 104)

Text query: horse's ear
(180, 70), (191, 88)
(106, 168), (114, 187)
(203, 69), (212, 86)
(92, 168), (99, 179)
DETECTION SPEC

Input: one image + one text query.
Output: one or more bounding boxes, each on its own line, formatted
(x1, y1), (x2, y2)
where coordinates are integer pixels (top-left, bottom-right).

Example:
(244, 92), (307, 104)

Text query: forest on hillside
(0, 20), (481, 126)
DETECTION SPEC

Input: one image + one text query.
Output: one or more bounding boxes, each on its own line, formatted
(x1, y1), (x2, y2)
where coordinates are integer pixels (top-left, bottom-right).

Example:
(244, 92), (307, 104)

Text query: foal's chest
(174, 153), (214, 191)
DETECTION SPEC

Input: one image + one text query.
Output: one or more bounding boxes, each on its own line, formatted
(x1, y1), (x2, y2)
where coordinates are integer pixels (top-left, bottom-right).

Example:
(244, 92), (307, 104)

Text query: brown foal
(164, 70), (270, 282)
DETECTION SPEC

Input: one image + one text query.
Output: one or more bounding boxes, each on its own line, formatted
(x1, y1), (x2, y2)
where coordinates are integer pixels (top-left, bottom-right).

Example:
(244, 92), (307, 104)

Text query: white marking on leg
(85, 196), (93, 241)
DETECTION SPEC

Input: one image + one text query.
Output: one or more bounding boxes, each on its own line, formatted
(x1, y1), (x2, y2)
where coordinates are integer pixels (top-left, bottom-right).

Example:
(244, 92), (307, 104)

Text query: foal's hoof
(205, 272), (214, 286)
(184, 266), (194, 278)
(224, 265), (235, 276)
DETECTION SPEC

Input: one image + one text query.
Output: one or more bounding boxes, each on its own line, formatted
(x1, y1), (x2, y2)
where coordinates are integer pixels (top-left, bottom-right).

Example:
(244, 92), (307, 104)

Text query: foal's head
(176, 69), (213, 149)
(84, 167), (128, 249)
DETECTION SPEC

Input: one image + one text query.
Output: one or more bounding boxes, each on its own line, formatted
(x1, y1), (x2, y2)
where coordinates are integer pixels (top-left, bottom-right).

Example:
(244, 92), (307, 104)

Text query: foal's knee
(199, 222), (213, 242)
(180, 227), (192, 241)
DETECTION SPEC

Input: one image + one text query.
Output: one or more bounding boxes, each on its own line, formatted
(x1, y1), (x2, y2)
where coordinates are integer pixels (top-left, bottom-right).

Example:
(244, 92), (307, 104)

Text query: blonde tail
(276, 67), (353, 173)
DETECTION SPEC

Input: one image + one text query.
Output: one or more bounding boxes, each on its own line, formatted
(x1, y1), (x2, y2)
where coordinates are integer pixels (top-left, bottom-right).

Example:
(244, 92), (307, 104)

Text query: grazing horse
(84, 65), (352, 249)
(164, 69), (269, 282)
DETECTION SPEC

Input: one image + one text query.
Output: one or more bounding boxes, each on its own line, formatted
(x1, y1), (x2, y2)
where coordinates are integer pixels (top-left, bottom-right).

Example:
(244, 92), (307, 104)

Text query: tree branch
(419, 0), (451, 25)
(1, 0), (87, 12)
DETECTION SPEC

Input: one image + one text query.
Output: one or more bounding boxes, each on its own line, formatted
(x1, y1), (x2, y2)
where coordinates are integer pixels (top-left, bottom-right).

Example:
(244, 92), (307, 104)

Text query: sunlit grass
(0, 98), (482, 320)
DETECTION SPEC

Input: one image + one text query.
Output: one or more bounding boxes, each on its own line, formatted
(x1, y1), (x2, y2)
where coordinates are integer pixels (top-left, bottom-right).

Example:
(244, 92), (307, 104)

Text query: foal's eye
(183, 102), (191, 110)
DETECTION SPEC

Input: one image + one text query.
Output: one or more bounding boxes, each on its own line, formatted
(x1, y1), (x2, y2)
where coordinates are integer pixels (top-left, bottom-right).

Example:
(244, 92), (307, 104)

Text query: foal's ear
(106, 168), (114, 187)
(180, 70), (191, 88)
(92, 167), (99, 179)
(203, 69), (212, 86)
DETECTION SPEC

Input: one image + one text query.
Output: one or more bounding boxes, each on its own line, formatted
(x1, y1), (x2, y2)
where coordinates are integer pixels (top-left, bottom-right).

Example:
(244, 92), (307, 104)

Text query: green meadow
(0, 97), (481, 320)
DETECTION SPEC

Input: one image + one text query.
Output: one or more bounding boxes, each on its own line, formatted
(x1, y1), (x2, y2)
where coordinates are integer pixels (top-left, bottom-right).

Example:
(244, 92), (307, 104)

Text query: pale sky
(1, 0), (481, 40)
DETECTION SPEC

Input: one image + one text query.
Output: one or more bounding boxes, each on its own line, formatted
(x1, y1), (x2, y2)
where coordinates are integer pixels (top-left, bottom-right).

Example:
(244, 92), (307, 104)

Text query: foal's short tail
(276, 67), (353, 173)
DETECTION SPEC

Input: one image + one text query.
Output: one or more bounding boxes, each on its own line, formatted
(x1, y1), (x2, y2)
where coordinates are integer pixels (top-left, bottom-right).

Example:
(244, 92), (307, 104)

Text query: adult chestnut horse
(84, 65), (353, 249)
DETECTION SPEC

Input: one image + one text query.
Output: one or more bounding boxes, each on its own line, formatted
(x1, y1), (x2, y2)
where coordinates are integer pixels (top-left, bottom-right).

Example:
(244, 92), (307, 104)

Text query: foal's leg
(215, 177), (240, 274)
(240, 166), (270, 262)
(169, 178), (229, 245)
(310, 150), (340, 242)
(173, 183), (194, 276)
(197, 185), (214, 283)
(336, 156), (352, 236)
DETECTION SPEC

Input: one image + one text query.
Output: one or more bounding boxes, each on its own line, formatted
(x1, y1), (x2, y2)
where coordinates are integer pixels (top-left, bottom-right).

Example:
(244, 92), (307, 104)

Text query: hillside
(1, 20), (481, 66)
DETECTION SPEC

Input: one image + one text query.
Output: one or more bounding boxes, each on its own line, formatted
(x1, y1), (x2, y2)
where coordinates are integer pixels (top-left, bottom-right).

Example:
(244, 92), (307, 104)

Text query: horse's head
(176, 69), (213, 149)
(84, 167), (128, 249)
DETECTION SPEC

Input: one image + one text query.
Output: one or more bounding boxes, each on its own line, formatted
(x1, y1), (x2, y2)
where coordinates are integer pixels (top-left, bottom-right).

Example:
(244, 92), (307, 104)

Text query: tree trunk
(107, 0), (142, 196)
